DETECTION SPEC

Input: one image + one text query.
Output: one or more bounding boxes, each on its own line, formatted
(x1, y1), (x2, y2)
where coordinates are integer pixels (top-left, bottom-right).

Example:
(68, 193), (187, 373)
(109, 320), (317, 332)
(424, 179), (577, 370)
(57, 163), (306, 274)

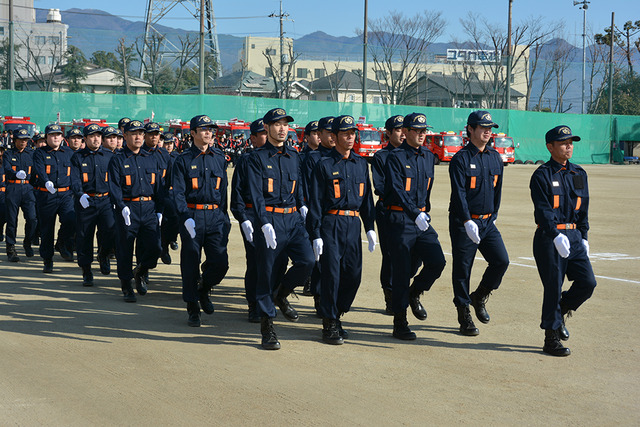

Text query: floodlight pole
(574, 0), (590, 114)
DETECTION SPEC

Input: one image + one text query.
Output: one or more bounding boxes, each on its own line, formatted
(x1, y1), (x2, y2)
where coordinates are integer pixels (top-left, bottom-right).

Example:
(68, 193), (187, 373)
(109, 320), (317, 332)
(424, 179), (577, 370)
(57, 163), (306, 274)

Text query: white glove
(79, 193), (90, 209)
(261, 223), (277, 250)
(366, 230), (377, 253)
(157, 213), (163, 226)
(45, 180), (57, 194)
(553, 234), (571, 258)
(312, 238), (323, 261)
(415, 212), (430, 231)
(184, 218), (196, 239)
(240, 220), (254, 242)
(464, 220), (481, 244)
(300, 205), (308, 221)
(582, 239), (590, 257)
(122, 206), (131, 226)
(16, 170), (27, 180)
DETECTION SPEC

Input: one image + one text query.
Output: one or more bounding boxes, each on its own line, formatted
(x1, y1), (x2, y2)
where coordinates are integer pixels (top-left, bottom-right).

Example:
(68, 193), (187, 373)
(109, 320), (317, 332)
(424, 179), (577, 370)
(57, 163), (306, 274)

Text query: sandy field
(1, 163), (639, 426)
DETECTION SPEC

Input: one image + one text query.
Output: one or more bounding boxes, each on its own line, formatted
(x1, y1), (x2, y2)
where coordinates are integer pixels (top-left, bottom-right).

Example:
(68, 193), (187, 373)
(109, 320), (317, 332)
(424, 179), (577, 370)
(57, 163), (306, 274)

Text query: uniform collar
(265, 141), (291, 157)
(400, 141), (424, 156)
(45, 145), (68, 153)
(329, 147), (356, 162)
(189, 143), (214, 157)
(123, 145), (148, 157)
(548, 158), (575, 173)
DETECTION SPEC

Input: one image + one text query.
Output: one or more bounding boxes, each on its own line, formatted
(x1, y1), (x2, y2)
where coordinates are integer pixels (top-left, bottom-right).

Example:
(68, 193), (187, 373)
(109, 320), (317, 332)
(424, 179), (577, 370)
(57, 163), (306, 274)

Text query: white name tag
(552, 181), (559, 187)
(470, 164), (476, 169)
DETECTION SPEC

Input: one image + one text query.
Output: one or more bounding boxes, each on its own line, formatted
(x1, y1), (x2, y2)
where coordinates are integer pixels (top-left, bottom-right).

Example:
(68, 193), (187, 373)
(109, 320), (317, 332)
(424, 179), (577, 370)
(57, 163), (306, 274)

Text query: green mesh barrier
(2, 90), (638, 164)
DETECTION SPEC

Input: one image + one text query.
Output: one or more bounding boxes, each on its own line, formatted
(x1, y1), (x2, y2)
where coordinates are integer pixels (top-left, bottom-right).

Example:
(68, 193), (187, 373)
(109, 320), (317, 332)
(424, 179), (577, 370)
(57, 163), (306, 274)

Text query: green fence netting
(2, 90), (639, 164)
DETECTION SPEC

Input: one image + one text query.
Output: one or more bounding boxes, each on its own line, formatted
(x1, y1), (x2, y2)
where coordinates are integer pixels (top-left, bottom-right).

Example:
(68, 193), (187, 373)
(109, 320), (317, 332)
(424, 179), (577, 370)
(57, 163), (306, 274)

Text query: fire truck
(354, 121), (383, 159)
(424, 131), (465, 164)
(59, 118), (109, 136)
(215, 118), (251, 143)
(489, 132), (516, 164)
(1, 116), (37, 138)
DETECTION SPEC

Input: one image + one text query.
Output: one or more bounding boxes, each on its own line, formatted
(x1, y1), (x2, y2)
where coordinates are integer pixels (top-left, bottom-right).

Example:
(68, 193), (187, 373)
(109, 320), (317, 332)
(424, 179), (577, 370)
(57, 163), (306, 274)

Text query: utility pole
(505, 0), (513, 110)
(608, 12), (614, 115)
(199, 0), (205, 94)
(362, 0), (368, 103)
(269, 1), (290, 99)
(574, 0), (590, 114)
(8, 0), (15, 90)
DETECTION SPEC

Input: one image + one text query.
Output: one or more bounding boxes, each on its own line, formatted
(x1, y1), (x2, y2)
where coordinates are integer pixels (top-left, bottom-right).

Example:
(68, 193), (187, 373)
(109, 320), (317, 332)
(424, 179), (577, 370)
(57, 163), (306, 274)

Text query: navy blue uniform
(246, 142), (314, 318)
(33, 145), (75, 261)
(108, 146), (164, 282)
(383, 142), (446, 314)
(371, 143), (396, 293)
(0, 164), (4, 241)
(308, 148), (375, 319)
(70, 147), (115, 268)
(530, 159), (596, 330)
(448, 142), (509, 307)
(3, 147), (37, 247)
(161, 150), (180, 252)
(172, 144), (230, 303)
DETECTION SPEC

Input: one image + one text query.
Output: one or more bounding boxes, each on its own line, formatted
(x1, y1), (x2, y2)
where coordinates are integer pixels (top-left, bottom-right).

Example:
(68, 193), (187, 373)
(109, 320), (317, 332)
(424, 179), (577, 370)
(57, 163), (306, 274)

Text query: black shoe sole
(393, 332), (417, 340)
(322, 337), (344, 345)
(261, 342), (281, 350)
(543, 347), (571, 357)
(459, 328), (480, 336)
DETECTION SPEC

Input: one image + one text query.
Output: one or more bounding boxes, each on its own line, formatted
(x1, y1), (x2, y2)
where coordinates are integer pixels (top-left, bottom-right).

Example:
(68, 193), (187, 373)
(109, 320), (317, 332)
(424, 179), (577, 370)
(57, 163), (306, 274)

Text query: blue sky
(33, 0), (636, 44)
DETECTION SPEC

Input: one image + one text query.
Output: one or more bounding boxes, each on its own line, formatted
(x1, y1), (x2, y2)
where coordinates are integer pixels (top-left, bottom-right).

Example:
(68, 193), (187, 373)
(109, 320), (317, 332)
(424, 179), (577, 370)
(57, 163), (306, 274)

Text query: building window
(265, 68), (273, 77)
(375, 70), (386, 80)
(432, 71), (443, 76)
(35, 36), (46, 45)
(314, 68), (325, 79)
(373, 96), (383, 104)
(0, 27), (4, 36)
(347, 94), (355, 102)
(265, 48), (276, 56)
(296, 68), (308, 79)
(36, 56), (46, 64)
(251, 44), (255, 49)
(48, 56), (54, 65)
(48, 36), (58, 44)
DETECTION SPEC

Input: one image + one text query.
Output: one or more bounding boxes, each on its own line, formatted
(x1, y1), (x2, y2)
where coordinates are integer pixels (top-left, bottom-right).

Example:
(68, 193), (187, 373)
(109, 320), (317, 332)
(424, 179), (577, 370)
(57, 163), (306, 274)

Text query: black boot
(337, 316), (349, 339)
(23, 243), (34, 258)
(57, 241), (73, 261)
(160, 245), (172, 265)
(81, 265), (94, 287)
(275, 287), (298, 322)
(6, 244), (19, 263)
(170, 241), (179, 250)
(543, 329), (571, 357)
(42, 259), (54, 273)
(121, 279), (136, 302)
(559, 300), (571, 341)
(313, 295), (321, 318)
(301, 276), (313, 296)
(198, 284), (214, 315)
(260, 317), (281, 350)
(383, 289), (393, 315)
(247, 302), (261, 323)
(457, 305), (479, 336)
(393, 310), (416, 340)
(408, 284), (427, 321)
(97, 252), (111, 275)
(322, 318), (344, 345)
(133, 264), (148, 295)
(187, 302), (201, 327)
(470, 286), (492, 324)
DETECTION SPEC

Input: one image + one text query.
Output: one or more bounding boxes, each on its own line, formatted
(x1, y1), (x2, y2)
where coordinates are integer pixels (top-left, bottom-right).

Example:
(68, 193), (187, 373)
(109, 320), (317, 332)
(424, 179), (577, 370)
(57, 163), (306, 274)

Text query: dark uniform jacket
(3, 147), (34, 185)
(70, 147), (114, 197)
(33, 145), (74, 190)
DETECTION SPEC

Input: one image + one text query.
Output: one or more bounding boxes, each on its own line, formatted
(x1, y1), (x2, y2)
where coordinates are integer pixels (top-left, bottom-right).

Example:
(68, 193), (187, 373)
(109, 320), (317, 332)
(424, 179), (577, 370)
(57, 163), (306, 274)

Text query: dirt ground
(1, 163), (639, 426)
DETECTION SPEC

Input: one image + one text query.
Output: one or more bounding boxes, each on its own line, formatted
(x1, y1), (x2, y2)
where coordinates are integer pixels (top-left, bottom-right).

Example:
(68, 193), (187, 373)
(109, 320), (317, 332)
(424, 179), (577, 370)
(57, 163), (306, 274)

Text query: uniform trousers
(114, 200), (160, 281)
(36, 190), (74, 261)
(5, 184), (37, 246)
(75, 196), (115, 267)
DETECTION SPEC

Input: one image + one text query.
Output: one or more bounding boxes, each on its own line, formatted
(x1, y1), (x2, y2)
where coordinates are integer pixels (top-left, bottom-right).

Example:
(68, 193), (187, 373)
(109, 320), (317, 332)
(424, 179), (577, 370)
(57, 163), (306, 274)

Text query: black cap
(403, 113), (428, 129)
(44, 123), (63, 135)
(467, 110), (498, 128)
(102, 126), (118, 137)
(189, 115), (217, 131)
(332, 115), (357, 133)
(250, 119), (265, 134)
(33, 132), (45, 141)
(115, 129), (123, 137)
(318, 116), (334, 131)
(124, 120), (144, 132)
(385, 115), (404, 130)
(144, 122), (161, 133)
(67, 128), (83, 138)
(263, 108), (294, 124)
(83, 124), (102, 137)
(545, 125), (581, 144)
(118, 117), (131, 128)
(304, 120), (319, 134)
(13, 128), (31, 139)
(161, 131), (173, 141)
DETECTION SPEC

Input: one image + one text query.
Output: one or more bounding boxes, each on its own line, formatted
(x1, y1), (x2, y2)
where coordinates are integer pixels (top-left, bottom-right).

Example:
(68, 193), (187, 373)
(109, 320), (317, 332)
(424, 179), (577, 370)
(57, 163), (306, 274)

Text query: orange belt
(387, 205), (426, 212)
(8, 179), (28, 184)
(265, 206), (297, 214)
(0, 187), (4, 192)
(557, 223), (576, 230)
(471, 213), (492, 219)
(87, 192), (109, 198)
(187, 203), (218, 210)
(38, 186), (69, 192)
(123, 196), (153, 202)
(245, 203), (253, 208)
(327, 209), (359, 217)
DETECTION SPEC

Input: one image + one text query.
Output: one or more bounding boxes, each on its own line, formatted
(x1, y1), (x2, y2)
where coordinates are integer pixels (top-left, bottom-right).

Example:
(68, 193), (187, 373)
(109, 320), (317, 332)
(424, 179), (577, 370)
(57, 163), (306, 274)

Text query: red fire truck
(59, 118), (109, 136)
(489, 132), (516, 164)
(215, 118), (251, 143)
(354, 121), (383, 159)
(1, 116), (37, 138)
(424, 131), (465, 164)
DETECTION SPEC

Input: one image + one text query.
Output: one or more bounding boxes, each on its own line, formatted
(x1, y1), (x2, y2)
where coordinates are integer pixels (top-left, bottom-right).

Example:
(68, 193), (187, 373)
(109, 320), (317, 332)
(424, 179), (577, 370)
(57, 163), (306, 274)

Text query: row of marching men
(0, 109), (596, 355)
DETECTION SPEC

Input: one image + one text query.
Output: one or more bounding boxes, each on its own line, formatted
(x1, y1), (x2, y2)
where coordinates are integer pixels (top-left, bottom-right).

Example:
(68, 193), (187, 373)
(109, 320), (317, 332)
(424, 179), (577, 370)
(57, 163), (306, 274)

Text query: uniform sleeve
(33, 149), (49, 186)
(306, 159), (324, 240)
(385, 153), (420, 221)
(230, 156), (248, 223)
(3, 151), (16, 180)
(493, 159), (504, 220)
(449, 154), (472, 222)
(247, 153), (269, 227)
(360, 164), (376, 232)
(70, 152), (83, 198)
(219, 158), (229, 218)
(370, 151), (386, 196)
(171, 155), (191, 224)
(294, 153), (305, 210)
(108, 155), (126, 213)
(576, 171), (590, 240)
(529, 168), (559, 239)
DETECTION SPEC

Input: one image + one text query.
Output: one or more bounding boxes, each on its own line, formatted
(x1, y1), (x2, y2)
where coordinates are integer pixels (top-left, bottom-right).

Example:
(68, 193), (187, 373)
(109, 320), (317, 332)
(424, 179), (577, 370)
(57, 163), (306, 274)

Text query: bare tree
(170, 35), (200, 94)
(362, 10), (445, 105)
(136, 33), (167, 94)
(263, 43), (300, 99)
(116, 38), (136, 94)
(586, 32), (610, 113)
(549, 39), (576, 113)
(321, 61), (342, 102)
(13, 31), (66, 91)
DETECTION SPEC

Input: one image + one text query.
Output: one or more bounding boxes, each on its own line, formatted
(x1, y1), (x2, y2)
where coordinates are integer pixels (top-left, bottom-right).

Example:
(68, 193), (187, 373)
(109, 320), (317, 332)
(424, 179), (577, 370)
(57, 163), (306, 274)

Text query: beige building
(233, 36), (528, 109)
